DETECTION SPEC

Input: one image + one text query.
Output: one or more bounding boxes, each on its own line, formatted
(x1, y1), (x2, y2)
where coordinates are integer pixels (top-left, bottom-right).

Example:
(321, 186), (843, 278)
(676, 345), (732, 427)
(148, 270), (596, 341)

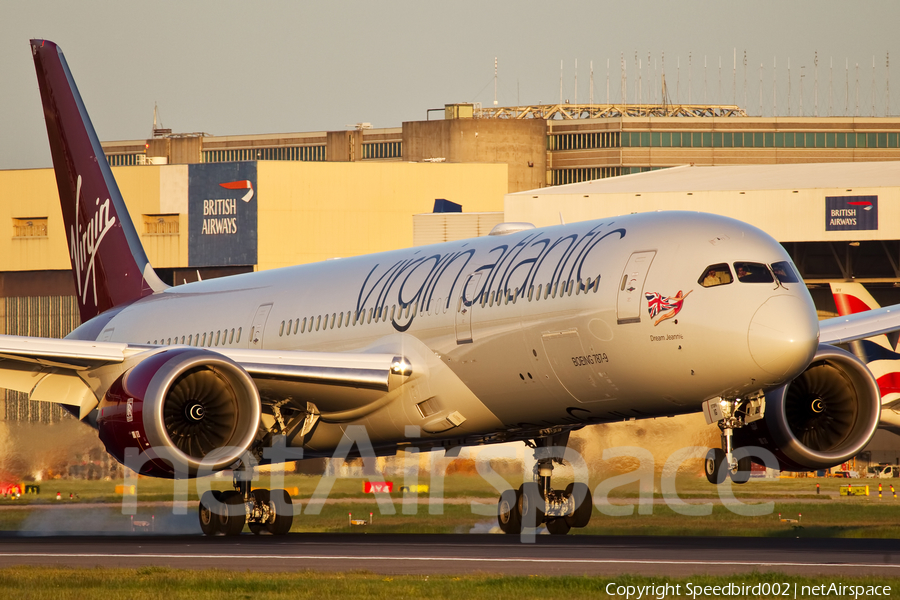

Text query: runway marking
(2, 553), (899, 570)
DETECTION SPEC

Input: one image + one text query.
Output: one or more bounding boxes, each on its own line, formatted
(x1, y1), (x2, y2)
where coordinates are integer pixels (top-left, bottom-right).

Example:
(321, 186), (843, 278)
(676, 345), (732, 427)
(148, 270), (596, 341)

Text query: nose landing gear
(702, 394), (763, 485)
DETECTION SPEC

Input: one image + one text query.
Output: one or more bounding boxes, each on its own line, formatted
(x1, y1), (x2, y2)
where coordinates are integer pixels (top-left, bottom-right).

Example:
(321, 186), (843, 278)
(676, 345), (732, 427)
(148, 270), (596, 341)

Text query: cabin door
(455, 272), (483, 344)
(616, 250), (656, 324)
(249, 303), (273, 349)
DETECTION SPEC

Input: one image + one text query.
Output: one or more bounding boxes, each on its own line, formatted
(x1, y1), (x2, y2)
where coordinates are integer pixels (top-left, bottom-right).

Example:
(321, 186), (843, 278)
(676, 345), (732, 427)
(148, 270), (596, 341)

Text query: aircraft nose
(747, 295), (819, 378)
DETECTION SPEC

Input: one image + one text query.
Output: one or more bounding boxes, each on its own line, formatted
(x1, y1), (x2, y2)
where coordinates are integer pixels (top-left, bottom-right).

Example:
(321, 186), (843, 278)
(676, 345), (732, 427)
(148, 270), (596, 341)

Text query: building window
(143, 214), (180, 235)
(12, 217), (48, 238)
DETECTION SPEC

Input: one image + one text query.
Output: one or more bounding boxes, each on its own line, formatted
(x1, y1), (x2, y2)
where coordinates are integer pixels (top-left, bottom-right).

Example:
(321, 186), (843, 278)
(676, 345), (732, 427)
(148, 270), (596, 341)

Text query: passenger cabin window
(734, 261), (774, 283)
(699, 263), (733, 288)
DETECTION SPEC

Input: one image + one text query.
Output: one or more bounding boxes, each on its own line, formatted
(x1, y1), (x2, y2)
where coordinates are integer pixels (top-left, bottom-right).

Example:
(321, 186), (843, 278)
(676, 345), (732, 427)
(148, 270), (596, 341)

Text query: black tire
(518, 483), (544, 529)
(218, 490), (245, 536)
(564, 482), (593, 528)
(731, 455), (753, 484)
(705, 448), (727, 485)
(248, 489), (270, 535)
(546, 518), (571, 535)
(266, 488), (293, 535)
(497, 488), (521, 534)
(198, 490), (222, 536)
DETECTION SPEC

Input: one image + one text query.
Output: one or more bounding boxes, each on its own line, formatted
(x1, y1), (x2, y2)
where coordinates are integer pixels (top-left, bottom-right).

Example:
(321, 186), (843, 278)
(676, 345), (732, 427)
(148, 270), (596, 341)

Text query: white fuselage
(73, 211), (820, 452)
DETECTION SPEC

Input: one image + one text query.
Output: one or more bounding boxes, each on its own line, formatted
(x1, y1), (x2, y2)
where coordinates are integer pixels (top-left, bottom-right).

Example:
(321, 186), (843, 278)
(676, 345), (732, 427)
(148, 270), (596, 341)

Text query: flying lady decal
(646, 290), (692, 326)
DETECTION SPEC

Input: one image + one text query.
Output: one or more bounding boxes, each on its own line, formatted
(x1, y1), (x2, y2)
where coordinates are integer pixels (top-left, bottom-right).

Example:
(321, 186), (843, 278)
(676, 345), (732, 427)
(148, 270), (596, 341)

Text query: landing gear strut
(198, 463), (294, 536)
(497, 432), (592, 535)
(703, 395), (762, 485)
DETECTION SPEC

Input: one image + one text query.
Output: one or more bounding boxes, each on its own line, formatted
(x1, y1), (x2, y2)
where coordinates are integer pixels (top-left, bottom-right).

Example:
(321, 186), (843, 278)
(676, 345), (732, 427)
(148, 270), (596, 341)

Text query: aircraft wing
(820, 304), (900, 346)
(0, 334), (410, 421)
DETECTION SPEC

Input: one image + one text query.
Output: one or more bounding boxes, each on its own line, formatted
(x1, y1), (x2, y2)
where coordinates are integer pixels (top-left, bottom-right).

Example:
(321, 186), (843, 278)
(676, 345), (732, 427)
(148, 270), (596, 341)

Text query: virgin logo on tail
(220, 180), (254, 202)
(70, 175), (117, 306)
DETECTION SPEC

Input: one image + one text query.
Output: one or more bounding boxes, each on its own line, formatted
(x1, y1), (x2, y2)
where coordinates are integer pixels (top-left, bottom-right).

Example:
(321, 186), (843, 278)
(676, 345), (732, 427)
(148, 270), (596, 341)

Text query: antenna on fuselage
(559, 212), (566, 225)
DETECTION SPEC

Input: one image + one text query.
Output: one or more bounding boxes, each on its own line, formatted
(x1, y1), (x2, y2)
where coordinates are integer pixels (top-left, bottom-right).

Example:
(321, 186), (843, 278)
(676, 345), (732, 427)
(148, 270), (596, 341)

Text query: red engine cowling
(734, 344), (881, 471)
(97, 347), (261, 478)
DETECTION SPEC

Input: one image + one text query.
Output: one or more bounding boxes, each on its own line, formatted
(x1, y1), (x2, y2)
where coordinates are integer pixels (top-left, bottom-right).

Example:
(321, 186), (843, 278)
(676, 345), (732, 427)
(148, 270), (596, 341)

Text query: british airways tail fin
(830, 282), (900, 434)
(830, 282), (900, 352)
(30, 40), (167, 324)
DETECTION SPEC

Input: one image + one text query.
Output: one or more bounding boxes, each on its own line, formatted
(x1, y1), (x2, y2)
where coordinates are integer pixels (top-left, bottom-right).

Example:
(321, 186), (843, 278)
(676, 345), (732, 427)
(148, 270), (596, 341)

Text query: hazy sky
(3, 1), (900, 169)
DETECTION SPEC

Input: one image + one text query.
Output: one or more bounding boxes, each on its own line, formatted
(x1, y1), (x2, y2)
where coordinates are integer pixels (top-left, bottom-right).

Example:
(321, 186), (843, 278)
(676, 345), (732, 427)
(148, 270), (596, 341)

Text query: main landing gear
(703, 395), (762, 485)
(497, 433), (593, 535)
(198, 464), (293, 536)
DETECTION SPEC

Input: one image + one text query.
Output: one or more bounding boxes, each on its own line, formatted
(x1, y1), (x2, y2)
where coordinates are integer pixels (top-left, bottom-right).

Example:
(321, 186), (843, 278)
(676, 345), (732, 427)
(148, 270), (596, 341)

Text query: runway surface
(1, 533), (899, 576)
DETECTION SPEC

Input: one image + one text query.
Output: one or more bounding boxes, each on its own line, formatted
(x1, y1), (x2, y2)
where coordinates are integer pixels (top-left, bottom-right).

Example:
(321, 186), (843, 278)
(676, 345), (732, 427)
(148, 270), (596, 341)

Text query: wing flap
(30, 372), (98, 419)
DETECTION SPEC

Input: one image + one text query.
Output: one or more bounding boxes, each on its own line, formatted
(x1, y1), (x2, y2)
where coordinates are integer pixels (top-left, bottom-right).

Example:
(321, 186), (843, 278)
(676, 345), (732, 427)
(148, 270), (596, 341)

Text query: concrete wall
(403, 119), (546, 193)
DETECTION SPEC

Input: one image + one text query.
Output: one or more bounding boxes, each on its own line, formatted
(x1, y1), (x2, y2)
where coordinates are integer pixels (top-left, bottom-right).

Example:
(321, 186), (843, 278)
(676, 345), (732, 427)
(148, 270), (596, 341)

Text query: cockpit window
(771, 260), (800, 284)
(733, 261), (774, 283)
(699, 263), (733, 288)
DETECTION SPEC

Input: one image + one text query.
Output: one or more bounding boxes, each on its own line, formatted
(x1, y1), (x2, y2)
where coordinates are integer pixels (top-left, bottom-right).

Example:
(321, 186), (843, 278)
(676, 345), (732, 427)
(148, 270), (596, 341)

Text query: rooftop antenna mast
(773, 57), (777, 116)
(689, 52), (692, 103)
(845, 59), (850, 116)
(829, 57), (834, 116)
(718, 55), (722, 104)
(493, 57), (498, 106)
(800, 65), (805, 116)
(872, 55), (877, 116)
(815, 51), (819, 117)
(621, 53), (626, 105)
(590, 60), (594, 108)
(742, 51), (747, 110)
(703, 55), (708, 104)
(574, 59), (578, 105)
(732, 49), (736, 106)
(606, 58), (610, 105)
(787, 58), (792, 116)
(677, 57), (680, 104)
(758, 62), (763, 116)
(637, 54), (642, 109)
(855, 62), (860, 117)
(559, 60), (563, 104)
(661, 52), (667, 110)
(887, 52), (891, 117)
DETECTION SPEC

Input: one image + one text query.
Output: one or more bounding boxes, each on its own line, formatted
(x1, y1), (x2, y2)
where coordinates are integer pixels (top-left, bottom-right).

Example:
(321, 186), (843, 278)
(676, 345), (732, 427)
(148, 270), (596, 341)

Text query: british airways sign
(188, 163), (258, 266)
(825, 195), (878, 231)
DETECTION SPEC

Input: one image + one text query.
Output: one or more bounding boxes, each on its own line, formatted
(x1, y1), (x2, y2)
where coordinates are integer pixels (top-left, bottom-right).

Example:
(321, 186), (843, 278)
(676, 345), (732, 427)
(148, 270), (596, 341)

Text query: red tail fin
(30, 40), (167, 323)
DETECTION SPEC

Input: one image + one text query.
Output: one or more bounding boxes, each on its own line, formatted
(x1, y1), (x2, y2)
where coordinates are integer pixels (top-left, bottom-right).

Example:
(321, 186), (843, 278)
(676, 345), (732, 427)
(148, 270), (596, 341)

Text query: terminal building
(5, 101), (900, 432)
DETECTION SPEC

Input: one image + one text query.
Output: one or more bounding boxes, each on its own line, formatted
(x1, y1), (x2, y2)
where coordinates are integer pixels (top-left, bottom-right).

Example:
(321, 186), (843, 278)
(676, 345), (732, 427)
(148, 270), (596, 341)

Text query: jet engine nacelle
(734, 344), (881, 472)
(96, 348), (261, 478)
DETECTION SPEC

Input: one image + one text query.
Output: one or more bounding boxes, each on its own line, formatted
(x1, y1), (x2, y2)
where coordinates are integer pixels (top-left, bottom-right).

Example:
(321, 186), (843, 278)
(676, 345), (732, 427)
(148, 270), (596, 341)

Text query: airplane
(3, 39), (889, 536)
(829, 282), (900, 435)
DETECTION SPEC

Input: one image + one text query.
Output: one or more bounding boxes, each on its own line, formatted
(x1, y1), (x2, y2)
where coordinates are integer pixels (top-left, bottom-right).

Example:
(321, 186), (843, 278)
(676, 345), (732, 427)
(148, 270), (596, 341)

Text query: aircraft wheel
(218, 490), (246, 536)
(730, 455), (753, 484)
(198, 490), (222, 536)
(564, 482), (593, 528)
(546, 518), (571, 535)
(497, 488), (521, 534)
(705, 448), (727, 485)
(518, 482), (544, 529)
(248, 489), (270, 535)
(266, 488), (293, 535)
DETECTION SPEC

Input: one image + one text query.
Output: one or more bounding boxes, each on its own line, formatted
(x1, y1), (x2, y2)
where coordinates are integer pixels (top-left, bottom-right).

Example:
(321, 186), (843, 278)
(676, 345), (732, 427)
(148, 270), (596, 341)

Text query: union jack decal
(645, 290), (692, 326)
